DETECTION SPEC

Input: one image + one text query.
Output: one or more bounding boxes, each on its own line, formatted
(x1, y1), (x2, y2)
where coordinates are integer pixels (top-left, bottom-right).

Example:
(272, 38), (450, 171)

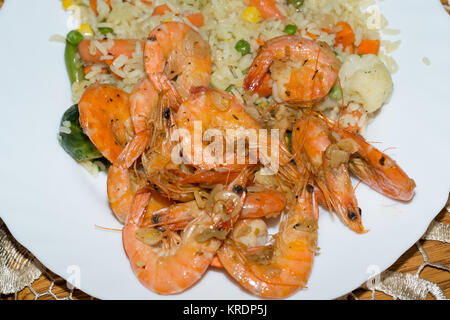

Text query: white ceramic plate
(0, 0), (449, 300)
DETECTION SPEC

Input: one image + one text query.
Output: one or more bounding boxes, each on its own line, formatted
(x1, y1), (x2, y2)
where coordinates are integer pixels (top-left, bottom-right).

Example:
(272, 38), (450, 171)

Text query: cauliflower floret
(339, 54), (393, 113)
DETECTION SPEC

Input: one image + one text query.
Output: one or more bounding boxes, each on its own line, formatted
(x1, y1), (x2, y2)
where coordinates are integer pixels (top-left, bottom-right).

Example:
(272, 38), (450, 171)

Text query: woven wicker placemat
(0, 0), (448, 300)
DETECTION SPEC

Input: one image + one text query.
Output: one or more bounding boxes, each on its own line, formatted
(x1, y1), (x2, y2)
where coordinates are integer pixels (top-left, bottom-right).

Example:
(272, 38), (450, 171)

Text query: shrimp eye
(233, 185), (244, 195)
(163, 108), (171, 119)
(152, 214), (161, 224)
(306, 184), (314, 193)
(347, 210), (358, 221)
(379, 156), (385, 166)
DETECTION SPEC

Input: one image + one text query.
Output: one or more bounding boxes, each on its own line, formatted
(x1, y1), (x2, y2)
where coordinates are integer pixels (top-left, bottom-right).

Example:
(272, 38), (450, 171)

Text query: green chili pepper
(65, 41), (85, 85)
(66, 30), (84, 46)
(242, 67), (250, 75)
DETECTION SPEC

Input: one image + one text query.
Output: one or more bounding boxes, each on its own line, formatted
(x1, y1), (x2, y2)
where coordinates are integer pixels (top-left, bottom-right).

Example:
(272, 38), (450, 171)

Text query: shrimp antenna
(94, 225), (122, 232)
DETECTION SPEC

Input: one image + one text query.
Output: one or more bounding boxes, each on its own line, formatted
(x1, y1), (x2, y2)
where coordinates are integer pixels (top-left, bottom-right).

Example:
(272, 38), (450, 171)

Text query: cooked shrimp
(330, 126), (416, 201)
(217, 183), (319, 298)
(241, 188), (287, 218)
(141, 140), (197, 202)
(144, 22), (212, 107)
(244, 36), (341, 104)
(107, 166), (136, 223)
(174, 87), (288, 171)
(123, 166), (249, 294)
(292, 113), (365, 233)
(122, 189), (222, 295)
(114, 78), (159, 169)
(78, 83), (133, 162)
(175, 169), (241, 185)
(145, 188), (287, 231)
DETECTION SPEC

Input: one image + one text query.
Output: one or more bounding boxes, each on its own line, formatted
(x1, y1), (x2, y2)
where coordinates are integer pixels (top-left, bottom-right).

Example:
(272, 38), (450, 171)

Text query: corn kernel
(78, 24), (94, 37)
(241, 6), (262, 24)
(62, 0), (72, 10)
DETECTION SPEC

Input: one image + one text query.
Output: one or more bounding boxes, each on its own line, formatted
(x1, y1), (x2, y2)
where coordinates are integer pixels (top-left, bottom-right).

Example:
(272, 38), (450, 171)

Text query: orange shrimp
(174, 169), (241, 185)
(174, 87), (288, 171)
(113, 78), (159, 169)
(122, 190), (222, 295)
(292, 114), (365, 233)
(78, 84), (133, 163)
(145, 188), (287, 231)
(240, 188), (287, 218)
(244, 36), (341, 104)
(144, 22), (212, 108)
(107, 166), (136, 223)
(217, 183), (319, 298)
(330, 126), (416, 201)
(123, 167), (250, 294)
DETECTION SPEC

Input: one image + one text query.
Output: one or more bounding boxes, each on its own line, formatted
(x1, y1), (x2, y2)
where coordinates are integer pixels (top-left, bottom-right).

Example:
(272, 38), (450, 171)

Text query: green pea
(225, 84), (236, 93)
(235, 39), (251, 55)
(98, 27), (114, 36)
(287, 0), (304, 9)
(283, 24), (297, 35)
(329, 85), (342, 100)
(66, 30), (84, 46)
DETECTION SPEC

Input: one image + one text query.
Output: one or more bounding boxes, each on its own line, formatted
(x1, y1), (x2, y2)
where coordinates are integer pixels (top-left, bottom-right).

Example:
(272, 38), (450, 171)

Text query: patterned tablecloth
(0, 0), (449, 300)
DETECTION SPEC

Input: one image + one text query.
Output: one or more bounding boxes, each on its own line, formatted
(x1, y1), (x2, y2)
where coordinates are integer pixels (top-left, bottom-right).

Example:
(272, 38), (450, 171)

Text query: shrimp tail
(114, 130), (150, 169)
(243, 51), (272, 92)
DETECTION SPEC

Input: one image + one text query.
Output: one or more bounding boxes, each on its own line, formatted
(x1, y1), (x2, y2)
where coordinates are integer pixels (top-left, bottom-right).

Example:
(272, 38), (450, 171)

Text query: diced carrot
(90, 0), (111, 16)
(307, 28), (332, 40)
(78, 39), (143, 63)
(255, 73), (272, 97)
(256, 37), (265, 46)
(186, 12), (204, 28)
(335, 21), (355, 54)
(152, 4), (172, 16)
(357, 39), (380, 55)
(141, 0), (153, 5)
(306, 32), (318, 40)
(249, 0), (285, 20)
